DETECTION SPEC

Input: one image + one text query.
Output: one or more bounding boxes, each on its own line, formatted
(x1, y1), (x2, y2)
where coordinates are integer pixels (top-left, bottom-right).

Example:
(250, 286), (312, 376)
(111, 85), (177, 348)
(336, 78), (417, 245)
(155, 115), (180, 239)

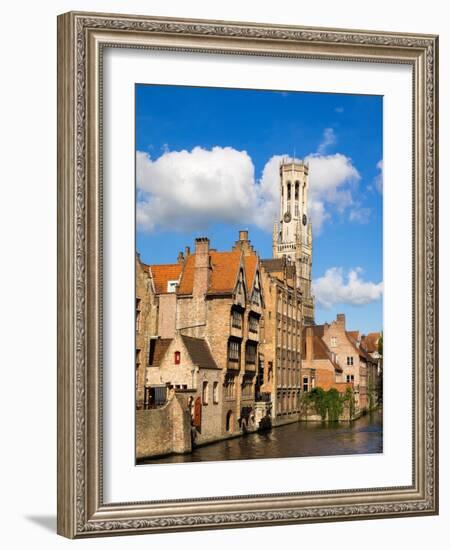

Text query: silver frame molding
(57, 11), (439, 538)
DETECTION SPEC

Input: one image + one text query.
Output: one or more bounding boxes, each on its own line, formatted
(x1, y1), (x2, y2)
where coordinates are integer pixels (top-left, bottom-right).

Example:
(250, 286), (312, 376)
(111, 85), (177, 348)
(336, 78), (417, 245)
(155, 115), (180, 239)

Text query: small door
(193, 396), (202, 433)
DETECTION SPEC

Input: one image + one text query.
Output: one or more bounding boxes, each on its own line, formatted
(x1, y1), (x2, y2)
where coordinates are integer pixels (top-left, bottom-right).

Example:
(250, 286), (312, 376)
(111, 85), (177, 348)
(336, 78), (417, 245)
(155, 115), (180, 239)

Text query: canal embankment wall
(136, 391), (192, 460)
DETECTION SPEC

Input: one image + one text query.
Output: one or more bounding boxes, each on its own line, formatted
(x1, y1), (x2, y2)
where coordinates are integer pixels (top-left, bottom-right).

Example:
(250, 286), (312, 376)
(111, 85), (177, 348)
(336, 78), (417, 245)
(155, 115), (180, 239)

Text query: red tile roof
(148, 264), (182, 294)
(346, 331), (377, 364)
(362, 332), (381, 353)
(347, 330), (360, 342)
(303, 327), (343, 373)
(243, 254), (257, 293)
(177, 250), (243, 295)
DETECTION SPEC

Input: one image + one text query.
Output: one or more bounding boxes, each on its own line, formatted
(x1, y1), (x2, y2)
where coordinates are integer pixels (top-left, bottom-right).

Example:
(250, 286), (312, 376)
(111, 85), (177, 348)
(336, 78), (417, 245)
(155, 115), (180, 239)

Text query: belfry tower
(272, 158), (314, 324)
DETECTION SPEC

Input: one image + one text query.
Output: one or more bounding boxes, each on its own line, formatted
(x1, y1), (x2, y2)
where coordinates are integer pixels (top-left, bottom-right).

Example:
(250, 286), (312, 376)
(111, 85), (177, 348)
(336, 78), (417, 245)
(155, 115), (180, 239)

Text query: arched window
(295, 181), (299, 200)
(202, 381), (209, 405)
(287, 182), (291, 200)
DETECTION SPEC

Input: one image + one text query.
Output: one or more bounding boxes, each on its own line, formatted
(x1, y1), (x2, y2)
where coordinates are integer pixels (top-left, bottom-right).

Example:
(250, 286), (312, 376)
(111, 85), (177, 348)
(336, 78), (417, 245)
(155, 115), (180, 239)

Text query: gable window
(251, 274), (261, 306)
(174, 351), (181, 365)
(347, 356), (354, 366)
(330, 336), (337, 347)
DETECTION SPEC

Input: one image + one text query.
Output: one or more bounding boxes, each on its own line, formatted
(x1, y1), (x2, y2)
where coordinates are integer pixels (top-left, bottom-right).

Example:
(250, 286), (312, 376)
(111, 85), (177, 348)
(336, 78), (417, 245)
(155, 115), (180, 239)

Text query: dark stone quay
(139, 409), (382, 464)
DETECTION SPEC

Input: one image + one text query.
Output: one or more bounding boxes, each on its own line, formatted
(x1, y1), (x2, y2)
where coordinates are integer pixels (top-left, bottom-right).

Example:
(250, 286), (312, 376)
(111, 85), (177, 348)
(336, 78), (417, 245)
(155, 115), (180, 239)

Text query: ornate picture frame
(57, 11), (438, 538)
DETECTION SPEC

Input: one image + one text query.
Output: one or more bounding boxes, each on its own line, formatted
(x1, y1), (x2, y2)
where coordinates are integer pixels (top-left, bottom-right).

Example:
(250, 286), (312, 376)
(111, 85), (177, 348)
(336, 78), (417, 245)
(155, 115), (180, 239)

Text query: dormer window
(167, 280), (178, 293)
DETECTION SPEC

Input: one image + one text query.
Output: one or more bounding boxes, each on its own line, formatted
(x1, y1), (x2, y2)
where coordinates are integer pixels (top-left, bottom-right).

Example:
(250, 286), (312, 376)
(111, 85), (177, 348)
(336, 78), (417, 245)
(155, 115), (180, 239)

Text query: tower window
(287, 182), (291, 200)
(295, 181), (299, 200)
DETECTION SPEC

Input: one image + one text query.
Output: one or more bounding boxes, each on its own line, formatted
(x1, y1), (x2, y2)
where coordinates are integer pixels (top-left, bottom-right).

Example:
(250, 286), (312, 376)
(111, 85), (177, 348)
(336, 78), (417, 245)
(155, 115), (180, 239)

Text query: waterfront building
(146, 334), (222, 445)
(302, 325), (351, 393)
(259, 256), (303, 424)
(360, 332), (383, 407)
(145, 233), (265, 440)
(311, 314), (379, 414)
(135, 254), (159, 409)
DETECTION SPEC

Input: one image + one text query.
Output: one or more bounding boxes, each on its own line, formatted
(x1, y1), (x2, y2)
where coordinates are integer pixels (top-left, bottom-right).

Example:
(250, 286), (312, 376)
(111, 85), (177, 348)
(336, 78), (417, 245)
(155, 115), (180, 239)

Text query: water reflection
(140, 408), (383, 465)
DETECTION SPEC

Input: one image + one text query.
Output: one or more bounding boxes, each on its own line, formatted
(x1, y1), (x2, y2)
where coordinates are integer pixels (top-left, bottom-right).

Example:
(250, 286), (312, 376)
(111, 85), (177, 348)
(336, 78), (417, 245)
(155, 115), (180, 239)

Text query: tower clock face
(283, 212), (292, 223)
(302, 214), (307, 226)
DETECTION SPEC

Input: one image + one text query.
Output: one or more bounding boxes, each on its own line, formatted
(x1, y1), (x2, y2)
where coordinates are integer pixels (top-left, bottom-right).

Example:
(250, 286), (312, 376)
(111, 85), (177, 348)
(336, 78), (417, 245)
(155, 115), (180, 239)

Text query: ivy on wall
(302, 387), (354, 422)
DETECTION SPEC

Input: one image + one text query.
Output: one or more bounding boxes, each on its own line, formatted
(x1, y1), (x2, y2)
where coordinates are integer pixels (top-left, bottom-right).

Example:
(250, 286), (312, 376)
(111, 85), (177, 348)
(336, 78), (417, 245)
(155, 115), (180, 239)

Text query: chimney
(234, 229), (254, 256)
(193, 237), (210, 297)
(185, 246), (190, 257)
(239, 230), (248, 242)
(177, 251), (184, 264)
(336, 313), (345, 328)
(306, 327), (314, 361)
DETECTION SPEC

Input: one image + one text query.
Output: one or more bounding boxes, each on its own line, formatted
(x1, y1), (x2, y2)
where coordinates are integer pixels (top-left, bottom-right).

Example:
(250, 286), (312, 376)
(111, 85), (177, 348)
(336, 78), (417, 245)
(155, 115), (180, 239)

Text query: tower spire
(271, 157), (314, 324)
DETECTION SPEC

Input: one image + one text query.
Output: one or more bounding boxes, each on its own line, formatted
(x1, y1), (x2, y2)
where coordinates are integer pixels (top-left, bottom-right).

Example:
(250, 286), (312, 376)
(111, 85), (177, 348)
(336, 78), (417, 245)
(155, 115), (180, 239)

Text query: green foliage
(303, 387), (353, 421)
(378, 332), (383, 355)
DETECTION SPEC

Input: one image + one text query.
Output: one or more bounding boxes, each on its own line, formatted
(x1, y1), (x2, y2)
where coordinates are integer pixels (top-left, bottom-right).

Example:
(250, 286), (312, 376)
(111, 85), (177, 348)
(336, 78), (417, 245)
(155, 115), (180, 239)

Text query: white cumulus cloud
(136, 147), (257, 232)
(317, 127), (336, 154)
(136, 141), (364, 234)
(313, 267), (383, 308)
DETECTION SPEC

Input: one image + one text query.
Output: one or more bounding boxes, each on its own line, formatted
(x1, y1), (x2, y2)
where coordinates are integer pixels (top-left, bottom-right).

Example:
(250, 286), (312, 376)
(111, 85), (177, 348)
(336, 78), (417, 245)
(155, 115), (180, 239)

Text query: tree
(378, 331), (383, 356)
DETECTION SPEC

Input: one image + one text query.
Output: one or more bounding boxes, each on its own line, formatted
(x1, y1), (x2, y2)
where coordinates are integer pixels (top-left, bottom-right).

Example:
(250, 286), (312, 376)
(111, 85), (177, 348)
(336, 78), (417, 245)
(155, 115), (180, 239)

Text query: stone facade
(146, 334), (223, 444)
(141, 232), (265, 444)
(259, 257), (303, 424)
(136, 389), (193, 460)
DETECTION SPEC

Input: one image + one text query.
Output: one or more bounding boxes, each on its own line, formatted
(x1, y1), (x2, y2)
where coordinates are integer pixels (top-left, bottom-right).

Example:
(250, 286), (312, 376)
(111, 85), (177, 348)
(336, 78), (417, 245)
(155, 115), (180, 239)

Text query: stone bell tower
(272, 158), (314, 324)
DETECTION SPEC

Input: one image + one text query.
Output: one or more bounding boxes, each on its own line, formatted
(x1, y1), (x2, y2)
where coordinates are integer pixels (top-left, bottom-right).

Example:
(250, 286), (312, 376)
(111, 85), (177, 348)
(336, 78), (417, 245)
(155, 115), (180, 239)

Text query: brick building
(302, 325), (351, 393)
(259, 256), (303, 424)
(308, 314), (380, 414)
(146, 334), (223, 445)
(142, 233), (265, 441)
(135, 254), (159, 409)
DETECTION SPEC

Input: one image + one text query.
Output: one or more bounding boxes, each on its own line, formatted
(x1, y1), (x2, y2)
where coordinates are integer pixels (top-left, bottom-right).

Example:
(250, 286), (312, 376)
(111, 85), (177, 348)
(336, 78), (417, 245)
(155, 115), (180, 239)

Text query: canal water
(140, 408), (383, 464)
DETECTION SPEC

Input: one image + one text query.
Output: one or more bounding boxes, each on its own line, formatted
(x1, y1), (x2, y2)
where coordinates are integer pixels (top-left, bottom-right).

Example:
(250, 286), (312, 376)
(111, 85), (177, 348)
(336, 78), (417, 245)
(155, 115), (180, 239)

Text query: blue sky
(135, 84), (383, 335)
